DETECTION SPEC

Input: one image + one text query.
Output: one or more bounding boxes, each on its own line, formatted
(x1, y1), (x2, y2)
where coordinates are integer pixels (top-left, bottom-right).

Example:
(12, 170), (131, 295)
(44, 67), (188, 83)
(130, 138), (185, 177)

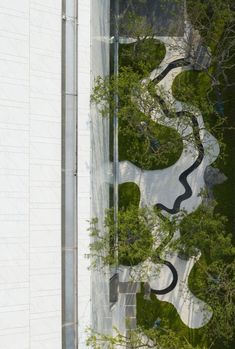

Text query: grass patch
(119, 116), (183, 170)
(136, 284), (208, 348)
(137, 280), (234, 349)
(119, 182), (140, 210)
(172, 70), (213, 119)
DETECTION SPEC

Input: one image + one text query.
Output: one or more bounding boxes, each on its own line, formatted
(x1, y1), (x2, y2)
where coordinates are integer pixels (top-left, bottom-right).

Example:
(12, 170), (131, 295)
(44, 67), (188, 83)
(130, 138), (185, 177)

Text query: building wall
(0, 0), (112, 347)
(0, 0), (61, 348)
(29, 1), (61, 348)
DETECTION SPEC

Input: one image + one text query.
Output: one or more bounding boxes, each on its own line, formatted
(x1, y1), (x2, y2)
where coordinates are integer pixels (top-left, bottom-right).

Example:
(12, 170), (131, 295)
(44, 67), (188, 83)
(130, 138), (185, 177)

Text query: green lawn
(119, 182), (140, 210)
(137, 277), (234, 349)
(119, 115), (183, 170)
(172, 70), (213, 121)
(136, 283), (208, 348)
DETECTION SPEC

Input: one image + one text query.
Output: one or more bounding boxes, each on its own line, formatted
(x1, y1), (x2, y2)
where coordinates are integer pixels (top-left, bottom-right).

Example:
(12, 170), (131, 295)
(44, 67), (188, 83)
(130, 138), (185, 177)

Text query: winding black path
(152, 58), (190, 84)
(155, 114), (204, 214)
(151, 259), (178, 295)
(151, 58), (205, 215)
(148, 58), (204, 295)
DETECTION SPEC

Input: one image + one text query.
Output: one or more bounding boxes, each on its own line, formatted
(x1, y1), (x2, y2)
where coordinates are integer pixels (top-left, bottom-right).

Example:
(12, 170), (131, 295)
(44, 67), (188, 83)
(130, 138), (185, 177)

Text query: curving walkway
(147, 57), (205, 292)
(148, 56), (206, 215)
(155, 113), (204, 214)
(152, 58), (190, 84)
(117, 28), (218, 328)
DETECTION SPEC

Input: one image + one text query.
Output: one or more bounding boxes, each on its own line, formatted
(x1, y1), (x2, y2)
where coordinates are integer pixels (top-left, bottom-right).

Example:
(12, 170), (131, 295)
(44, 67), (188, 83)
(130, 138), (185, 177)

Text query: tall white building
(0, 1), (111, 348)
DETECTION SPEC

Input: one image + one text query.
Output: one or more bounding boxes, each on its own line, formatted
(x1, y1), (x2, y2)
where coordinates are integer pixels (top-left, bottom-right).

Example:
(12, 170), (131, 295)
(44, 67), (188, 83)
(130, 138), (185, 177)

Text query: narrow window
(62, 1), (78, 348)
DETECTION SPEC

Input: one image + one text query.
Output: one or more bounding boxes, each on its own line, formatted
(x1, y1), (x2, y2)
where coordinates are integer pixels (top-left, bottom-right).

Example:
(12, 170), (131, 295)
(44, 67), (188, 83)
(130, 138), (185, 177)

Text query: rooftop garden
(89, 1), (235, 348)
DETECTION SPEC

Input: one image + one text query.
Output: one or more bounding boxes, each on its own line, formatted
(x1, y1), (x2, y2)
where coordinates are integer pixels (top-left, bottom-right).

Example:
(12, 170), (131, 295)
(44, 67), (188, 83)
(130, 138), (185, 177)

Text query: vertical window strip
(62, 1), (78, 348)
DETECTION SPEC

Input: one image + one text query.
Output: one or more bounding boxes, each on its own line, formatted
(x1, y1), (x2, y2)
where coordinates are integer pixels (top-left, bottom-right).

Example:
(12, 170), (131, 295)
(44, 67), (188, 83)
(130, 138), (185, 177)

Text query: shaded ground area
(213, 70), (235, 239)
(111, 0), (185, 37)
(119, 38), (166, 77)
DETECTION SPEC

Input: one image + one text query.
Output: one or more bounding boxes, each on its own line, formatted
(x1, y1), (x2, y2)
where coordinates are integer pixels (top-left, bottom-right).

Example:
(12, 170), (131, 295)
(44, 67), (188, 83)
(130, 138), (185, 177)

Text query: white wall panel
(31, 52), (60, 76)
(0, 13), (29, 35)
(0, 1), (30, 346)
(29, 0), (62, 347)
(0, 0), (29, 14)
(0, 36), (28, 58)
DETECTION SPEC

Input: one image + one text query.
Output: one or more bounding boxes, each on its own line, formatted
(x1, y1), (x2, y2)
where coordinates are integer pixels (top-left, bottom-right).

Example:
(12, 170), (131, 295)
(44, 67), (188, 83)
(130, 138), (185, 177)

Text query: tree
(202, 260), (235, 346)
(86, 326), (207, 349)
(92, 1), (232, 170)
(186, 0), (235, 89)
(185, 258), (235, 348)
(88, 206), (174, 270)
(91, 68), (185, 170)
(173, 201), (235, 348)
(174, 202), (235, 261)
